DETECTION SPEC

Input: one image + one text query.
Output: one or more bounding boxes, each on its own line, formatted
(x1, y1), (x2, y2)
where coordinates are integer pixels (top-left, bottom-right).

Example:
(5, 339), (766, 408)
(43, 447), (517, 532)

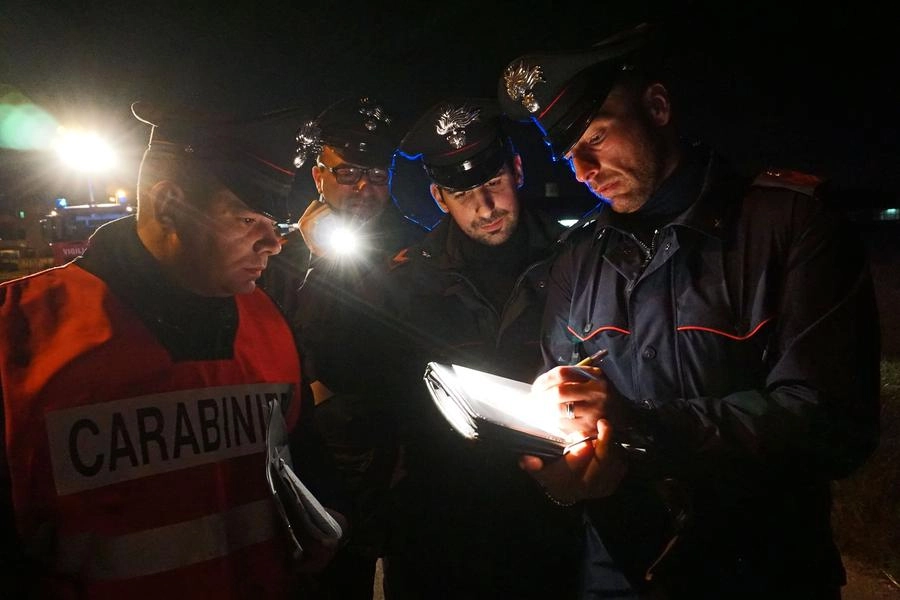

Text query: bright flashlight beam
(55, 129), (117, 173)
(328, 226), (360, 256)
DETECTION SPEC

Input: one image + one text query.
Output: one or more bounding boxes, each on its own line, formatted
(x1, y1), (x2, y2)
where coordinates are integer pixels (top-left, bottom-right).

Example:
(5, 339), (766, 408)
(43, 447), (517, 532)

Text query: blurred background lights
(0, 102), (58, 150)
(54, 128), (116, 173)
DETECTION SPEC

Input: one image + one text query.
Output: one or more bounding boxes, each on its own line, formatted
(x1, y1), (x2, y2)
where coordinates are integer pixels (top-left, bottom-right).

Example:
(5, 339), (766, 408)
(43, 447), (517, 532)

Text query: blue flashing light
(56, 198), (67, 208)
(394, 150), (423, 161)
(530, 116), (559, 162)
(388, 150), (440, 232)
(387, 150), (403, 209)
(530, 115), (548, 137)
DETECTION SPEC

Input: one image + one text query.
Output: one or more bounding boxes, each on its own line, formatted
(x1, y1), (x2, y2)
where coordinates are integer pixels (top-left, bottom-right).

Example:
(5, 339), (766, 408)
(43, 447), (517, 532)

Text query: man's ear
(643, 83), (671, 127)
(148, 180), (185, 231)
(311, 164), (324, 194)
(430, 184), (449, 213)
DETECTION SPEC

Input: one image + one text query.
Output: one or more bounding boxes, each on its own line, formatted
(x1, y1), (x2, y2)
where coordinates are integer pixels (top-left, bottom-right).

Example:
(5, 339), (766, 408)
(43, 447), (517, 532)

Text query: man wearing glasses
(262, 96), (423, 315)
(259, 96), (424, 599)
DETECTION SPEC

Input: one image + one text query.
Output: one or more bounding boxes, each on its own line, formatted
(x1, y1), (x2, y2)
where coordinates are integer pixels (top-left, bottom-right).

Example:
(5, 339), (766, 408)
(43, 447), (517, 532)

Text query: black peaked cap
(293, 96), (398, 169)
(497, 22), (657, 159)
(400, 97), (515, 191)
(132, 101), (302, 222)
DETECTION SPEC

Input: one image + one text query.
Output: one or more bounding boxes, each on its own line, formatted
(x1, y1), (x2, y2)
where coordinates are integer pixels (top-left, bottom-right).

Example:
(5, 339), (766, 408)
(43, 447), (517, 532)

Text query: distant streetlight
(54, 128), (117, 204)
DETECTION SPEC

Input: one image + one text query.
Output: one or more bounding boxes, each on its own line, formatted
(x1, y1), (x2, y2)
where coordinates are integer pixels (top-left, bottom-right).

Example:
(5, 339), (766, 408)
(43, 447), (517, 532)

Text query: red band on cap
(538, 81), (573, 120)
(436, 140), (482, 157)
(248, 153), (293, 176)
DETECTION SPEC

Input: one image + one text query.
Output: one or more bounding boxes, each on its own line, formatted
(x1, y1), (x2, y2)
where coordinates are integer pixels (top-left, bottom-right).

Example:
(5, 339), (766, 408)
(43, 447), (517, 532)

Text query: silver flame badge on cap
(358, 97), (391, 132)
(294, 120), (323, 168)
(435, 104), (481, 149)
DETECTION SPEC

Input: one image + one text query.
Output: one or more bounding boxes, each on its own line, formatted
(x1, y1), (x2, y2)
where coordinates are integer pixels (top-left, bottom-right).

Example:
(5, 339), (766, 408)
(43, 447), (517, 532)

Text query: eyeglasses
(317, 162), (390, 186)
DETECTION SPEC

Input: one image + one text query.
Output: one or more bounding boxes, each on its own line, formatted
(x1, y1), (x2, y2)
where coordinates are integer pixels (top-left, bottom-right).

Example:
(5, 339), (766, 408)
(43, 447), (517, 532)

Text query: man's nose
(355, 169), (385, 191)
(473, 187), (495, 214)
(256, 223), (282, 255)
(571, 154), (598, 184)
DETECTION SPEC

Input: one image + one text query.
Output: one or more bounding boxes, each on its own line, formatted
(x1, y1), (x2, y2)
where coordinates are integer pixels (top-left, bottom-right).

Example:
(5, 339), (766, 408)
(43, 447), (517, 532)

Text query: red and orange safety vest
(0, 264), (302, 598)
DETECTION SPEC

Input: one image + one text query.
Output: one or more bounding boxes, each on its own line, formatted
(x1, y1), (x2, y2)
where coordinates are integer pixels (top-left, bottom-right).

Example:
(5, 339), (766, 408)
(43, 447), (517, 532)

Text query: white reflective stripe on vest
(54, 499), (277, 580)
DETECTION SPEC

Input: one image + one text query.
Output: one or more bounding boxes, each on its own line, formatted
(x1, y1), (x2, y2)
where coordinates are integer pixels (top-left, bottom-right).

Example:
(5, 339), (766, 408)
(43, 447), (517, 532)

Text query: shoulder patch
(389, 248), (411, 270)
(753, 168), (823, 196)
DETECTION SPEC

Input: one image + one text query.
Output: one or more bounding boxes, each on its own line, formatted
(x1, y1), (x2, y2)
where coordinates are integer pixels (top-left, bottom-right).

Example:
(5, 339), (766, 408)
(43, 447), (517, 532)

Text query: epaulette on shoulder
(389, 247), (411, 270)
(752, 168), (823, 197)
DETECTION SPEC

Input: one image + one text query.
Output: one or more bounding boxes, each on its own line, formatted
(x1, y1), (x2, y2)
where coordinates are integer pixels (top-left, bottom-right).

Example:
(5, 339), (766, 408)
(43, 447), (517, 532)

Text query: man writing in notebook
(498, 22), (880, 599)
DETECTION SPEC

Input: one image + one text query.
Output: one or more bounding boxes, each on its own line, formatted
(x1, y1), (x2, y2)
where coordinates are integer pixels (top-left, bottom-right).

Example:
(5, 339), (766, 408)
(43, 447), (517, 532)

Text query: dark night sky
(1, 0), (898, 221)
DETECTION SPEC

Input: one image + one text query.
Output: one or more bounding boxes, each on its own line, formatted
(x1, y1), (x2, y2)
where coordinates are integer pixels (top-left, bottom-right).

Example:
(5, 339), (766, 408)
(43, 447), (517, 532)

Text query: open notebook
(423, 362), (591, 458)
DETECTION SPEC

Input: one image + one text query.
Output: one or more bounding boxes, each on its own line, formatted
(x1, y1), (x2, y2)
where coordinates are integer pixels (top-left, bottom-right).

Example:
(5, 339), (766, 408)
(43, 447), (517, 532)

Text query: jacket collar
(77, 215), (239, 361)
(591, 147), (752, 242)
(668, 151), (751, 239)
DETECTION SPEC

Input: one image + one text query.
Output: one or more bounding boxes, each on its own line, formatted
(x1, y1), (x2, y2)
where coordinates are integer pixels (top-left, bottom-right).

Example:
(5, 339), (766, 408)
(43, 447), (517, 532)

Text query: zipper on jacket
(624, 229), (659, 297)
(635, 228), (660, 272)
(625, 228), (659, 396)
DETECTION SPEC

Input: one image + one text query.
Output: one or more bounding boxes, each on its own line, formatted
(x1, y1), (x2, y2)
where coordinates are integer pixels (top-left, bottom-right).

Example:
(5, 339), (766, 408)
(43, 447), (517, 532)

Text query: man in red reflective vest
(0, 102), (344, 598)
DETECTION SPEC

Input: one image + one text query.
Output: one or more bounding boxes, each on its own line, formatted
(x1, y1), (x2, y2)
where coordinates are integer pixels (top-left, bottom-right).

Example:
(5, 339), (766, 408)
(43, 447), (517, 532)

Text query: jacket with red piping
(542, 150), (881, 596)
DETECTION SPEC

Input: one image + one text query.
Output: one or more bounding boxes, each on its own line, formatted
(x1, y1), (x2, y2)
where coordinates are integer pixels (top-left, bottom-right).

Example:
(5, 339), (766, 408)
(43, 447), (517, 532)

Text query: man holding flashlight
(259, 96), (424, 599)
(261, 96), (423, 319)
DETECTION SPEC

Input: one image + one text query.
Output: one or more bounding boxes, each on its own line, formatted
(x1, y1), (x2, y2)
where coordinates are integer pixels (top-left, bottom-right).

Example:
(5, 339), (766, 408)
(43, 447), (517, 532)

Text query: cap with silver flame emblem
(400, 97), (516, 192)
(293, 96), (398, 168)
(497, 22), (659, 159)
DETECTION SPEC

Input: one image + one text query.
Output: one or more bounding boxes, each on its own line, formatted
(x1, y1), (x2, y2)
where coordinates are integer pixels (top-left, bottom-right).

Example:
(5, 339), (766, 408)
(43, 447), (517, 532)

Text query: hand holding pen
(531, 348), (611, 437)
(565, 347), (609, 415)
(523, 348), (628, 503)
(574, 347), (610, 368)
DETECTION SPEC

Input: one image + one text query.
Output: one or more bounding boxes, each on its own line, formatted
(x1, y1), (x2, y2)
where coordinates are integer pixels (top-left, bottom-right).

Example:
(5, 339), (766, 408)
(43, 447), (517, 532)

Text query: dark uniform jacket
(543, 150), (881, 598)
(381, 207), (564, 381)
(258, 201), (425, 565)
(371, 208), (584, 599)
(259, 200), (424, 337)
